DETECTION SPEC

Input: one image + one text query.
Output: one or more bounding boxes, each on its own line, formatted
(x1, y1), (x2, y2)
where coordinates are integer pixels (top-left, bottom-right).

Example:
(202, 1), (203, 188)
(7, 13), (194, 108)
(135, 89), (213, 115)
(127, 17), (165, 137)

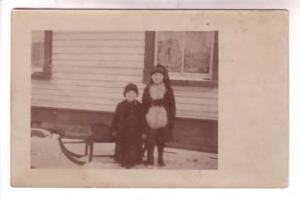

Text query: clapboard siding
(53, 40), (144, 47)
(32, 86), (218, 105)
(52, 66), (142, 75)
(31, 88), (217, 112)
(32, 84), (217, 104)
(53, 31), (145, 40)
(51, 72), (142, 82)
(31, 92), (216, 112)
(32, 100), (218, 121)
(53, 46), (144, 54)
(32, 98), (216, 116)
(52, 53), (144, 61)
(31, 31), (218, 120)
(32, 80), (218, 99)
(52, 60), (144, 67)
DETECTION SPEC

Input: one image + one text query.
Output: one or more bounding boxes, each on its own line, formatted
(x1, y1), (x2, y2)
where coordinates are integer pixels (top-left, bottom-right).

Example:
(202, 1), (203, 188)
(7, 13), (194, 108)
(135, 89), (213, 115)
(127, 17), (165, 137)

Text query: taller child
(142, 64), (176, 166)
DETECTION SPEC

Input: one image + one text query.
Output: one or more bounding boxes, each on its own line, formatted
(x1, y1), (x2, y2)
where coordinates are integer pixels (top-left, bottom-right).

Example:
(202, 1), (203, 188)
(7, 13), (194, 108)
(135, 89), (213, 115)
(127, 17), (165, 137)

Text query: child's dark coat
(111, 100), (145, 166)
(142, 64), (176, 165)
(142, 84), (176, 142)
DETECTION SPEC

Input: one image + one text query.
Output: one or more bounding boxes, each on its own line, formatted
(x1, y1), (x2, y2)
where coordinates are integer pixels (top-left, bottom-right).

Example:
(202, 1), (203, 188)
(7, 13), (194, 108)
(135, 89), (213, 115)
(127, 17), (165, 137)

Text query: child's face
(151, 72), (164, 84)
(125, 90), (138, 102)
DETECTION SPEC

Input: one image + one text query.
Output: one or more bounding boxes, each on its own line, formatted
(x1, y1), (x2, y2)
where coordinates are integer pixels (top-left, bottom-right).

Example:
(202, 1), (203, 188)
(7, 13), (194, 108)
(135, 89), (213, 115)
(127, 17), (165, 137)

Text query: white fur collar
(149, 83), (166, 100)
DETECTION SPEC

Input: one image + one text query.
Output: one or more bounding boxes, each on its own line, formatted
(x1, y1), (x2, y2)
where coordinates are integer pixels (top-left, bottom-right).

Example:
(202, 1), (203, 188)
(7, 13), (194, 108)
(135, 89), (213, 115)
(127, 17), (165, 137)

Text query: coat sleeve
(142, 87), (152, 114)
(168, 88), (176, 129)
(142, 87), (151, 133)
(142, 86), (151, 110)
(111, 103), (121, 134)
(140, 104), (148, 134)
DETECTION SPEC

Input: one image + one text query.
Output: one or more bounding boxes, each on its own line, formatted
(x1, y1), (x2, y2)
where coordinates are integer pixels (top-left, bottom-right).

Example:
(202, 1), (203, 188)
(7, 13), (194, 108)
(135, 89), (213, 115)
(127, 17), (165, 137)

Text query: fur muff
(146, 83), (168, 129)
(146, 106), (168, 129)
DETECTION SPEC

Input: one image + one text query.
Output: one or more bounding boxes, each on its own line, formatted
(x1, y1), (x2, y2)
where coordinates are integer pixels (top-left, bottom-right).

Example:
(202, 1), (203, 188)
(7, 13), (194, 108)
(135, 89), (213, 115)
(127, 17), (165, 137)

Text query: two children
(111, 64), (176, 168)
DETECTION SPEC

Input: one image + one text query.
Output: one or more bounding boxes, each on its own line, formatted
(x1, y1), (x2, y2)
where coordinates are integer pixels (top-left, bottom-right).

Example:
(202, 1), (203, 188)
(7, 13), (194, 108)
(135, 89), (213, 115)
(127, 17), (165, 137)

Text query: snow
(31, 133), (218, 170)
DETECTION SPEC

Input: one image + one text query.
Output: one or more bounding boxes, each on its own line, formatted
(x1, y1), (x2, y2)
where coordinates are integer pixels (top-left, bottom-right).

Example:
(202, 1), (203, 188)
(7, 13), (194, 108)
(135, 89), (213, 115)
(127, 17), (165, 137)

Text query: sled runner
(32, 123), (115, 165)
(57, 123), (115, 165)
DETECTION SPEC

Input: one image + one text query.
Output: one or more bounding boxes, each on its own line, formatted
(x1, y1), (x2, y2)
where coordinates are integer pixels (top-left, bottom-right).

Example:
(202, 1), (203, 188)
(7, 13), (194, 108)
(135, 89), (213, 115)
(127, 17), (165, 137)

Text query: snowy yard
(31, 131), (218, 170)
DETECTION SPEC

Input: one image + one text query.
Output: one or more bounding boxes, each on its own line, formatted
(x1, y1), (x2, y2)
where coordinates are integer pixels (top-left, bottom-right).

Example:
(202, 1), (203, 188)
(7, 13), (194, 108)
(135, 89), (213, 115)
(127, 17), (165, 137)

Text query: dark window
(31, 31), (52, 80)
(143, 31), (218, 87)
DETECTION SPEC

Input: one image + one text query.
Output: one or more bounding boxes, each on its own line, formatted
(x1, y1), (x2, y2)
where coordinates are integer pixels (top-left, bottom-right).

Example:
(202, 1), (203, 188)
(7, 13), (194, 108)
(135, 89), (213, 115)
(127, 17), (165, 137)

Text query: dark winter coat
(142, 84), (176, 142)
(111, 100), (145, 165)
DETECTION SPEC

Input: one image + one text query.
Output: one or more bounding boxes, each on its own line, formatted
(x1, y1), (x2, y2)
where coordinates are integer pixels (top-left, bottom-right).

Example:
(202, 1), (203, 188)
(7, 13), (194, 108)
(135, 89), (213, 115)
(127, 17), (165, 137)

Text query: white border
(1, 0), (300, 200)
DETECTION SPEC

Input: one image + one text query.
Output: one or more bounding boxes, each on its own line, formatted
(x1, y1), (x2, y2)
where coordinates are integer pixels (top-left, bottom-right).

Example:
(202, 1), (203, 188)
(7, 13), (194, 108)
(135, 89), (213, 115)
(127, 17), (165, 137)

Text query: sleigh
(32, 122), (116, 166)
(58, 123), (116, 165)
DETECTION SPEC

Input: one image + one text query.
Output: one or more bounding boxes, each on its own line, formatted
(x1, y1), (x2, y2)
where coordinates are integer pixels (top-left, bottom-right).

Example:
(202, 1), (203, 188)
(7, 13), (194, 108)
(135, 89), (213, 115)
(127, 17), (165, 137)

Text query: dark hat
(151, 64), (167, 75)
(123, 83), (139, 96)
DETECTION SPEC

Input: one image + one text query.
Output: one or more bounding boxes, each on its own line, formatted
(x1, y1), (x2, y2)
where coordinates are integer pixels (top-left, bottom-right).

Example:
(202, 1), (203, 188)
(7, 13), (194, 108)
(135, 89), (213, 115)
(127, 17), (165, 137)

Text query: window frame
(143, 31), (218, 87)
(154, 31), (214, 81)
(31, 30), (52, 80)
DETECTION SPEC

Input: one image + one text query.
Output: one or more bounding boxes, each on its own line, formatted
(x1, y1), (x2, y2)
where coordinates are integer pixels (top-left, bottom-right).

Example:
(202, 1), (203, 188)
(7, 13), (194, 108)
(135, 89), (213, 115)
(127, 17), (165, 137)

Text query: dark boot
(145, 144), (154, 165)
(158, 145), (165, 167)
(136, 142), (146, 164)
(114, 143), (122, 163)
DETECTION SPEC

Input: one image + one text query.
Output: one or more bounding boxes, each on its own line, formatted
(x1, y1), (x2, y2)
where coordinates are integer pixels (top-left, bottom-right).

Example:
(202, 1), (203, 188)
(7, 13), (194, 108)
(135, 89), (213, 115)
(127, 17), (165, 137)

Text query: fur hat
(123, 83), (139, 96)
(151, 64), (166, 76)
(150, 64), (171, 88)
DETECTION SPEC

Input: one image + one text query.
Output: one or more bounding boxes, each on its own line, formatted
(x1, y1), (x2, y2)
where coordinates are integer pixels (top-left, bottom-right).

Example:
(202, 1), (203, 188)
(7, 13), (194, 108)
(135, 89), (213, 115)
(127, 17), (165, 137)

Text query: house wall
(31, 31), (218, 153)
(31, 31), (218, 120)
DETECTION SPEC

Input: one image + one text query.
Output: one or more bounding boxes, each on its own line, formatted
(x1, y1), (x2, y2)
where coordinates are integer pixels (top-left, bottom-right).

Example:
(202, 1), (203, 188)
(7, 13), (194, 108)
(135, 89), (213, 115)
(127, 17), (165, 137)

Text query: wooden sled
(58, 123), (115, 165)
(33, 122), (116, 166)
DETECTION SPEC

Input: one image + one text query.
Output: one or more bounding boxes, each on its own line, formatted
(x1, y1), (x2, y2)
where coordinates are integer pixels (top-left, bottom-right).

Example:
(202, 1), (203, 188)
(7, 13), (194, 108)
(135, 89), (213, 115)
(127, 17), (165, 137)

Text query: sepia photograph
(30, 30), (219, 169)
(11, 9), (288, 187)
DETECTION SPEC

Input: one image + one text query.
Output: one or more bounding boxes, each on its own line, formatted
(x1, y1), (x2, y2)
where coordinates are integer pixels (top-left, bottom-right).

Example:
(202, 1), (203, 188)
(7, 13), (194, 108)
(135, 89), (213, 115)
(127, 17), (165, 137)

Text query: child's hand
(142, 134), (147, 140)
(112, 131), (117, 137)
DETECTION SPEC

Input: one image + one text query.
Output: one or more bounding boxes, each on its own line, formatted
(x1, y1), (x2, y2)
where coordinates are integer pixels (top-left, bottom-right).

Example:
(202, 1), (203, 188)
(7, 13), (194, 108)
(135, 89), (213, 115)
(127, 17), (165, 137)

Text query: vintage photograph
(11, 9), (288, 187)
(30, 30), (218, 169)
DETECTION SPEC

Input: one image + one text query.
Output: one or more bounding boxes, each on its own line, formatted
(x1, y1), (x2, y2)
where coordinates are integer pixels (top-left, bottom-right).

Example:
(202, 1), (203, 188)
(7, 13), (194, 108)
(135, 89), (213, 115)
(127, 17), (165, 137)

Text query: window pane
(156, 32), (183, 72)
(183, 32), (213, 73)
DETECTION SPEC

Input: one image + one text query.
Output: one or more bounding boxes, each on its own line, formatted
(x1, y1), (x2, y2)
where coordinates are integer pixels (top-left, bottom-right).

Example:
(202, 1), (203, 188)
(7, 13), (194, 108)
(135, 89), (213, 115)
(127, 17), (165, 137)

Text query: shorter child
(111, 83), (145, 168)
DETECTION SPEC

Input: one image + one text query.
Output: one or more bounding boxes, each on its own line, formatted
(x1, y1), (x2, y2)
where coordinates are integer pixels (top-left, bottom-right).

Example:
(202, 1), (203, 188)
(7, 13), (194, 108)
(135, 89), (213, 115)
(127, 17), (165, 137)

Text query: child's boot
(158, 145), (165, 167)
(145, 145), (154, 165)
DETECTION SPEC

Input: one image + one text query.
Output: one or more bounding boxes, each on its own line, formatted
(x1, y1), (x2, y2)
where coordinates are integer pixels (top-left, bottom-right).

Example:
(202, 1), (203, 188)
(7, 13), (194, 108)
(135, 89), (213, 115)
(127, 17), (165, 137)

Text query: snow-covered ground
(31, 131), (218, 170)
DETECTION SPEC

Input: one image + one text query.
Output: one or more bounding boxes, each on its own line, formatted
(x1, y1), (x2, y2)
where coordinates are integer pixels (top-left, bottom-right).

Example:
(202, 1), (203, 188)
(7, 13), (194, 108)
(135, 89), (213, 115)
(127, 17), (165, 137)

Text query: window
(143, 31), (218, 87)
(31, 31), (52, 80)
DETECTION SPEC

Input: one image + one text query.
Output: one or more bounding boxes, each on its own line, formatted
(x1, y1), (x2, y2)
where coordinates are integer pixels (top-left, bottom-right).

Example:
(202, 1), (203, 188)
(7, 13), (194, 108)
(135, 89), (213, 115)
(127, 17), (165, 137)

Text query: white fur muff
(146, 83), (168, 129)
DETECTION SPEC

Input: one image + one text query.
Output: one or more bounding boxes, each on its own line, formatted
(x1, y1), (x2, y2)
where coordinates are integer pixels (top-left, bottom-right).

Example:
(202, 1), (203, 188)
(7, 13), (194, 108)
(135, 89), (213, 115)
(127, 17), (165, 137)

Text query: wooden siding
(31, 31), (218, 120)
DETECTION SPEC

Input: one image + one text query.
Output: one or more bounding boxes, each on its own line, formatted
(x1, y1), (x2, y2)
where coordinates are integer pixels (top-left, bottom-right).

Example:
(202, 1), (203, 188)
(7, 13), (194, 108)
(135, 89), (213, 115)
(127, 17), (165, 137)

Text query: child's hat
(123, 83), (139, 96)
(151, 64), (167, 75)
